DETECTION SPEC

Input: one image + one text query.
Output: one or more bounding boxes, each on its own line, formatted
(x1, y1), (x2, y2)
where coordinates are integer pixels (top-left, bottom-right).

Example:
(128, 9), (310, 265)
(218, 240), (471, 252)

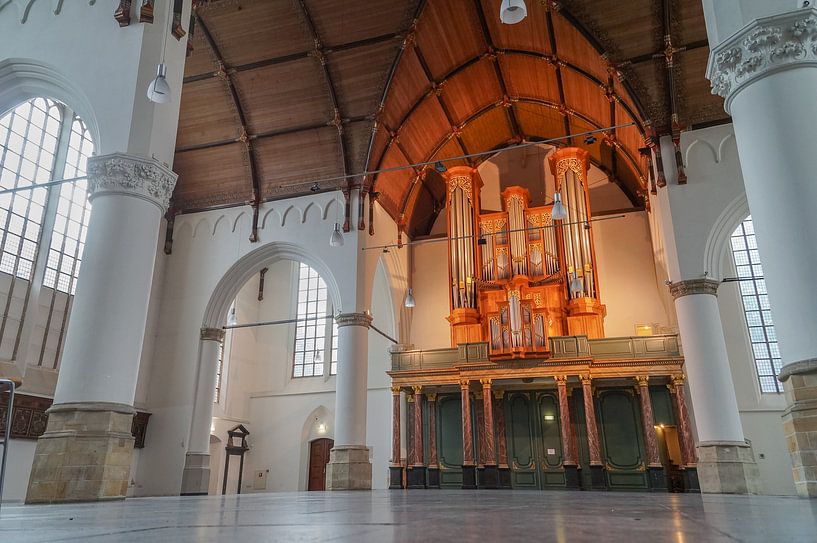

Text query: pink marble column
(556, 376), (576, 465)
(671, 375), (697, 466)
(460, 380), (474, 465)
(636, 376), (661, 467)
(494, 390), (508, 468)
(481, 379), (496, 465)
(412, 386), (423, 467)
(427, 392), (438, 467)
(581, 376), (603, 466)
(390, 386), (401, 466)
(406, 393), (415, 466)
(475, 391), (485, 467)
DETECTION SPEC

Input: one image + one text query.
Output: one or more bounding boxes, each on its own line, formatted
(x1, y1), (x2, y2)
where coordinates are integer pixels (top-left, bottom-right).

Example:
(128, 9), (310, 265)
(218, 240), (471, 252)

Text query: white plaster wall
(409, 240), (450, 350)
(134, 193), (405, 496)
(0, 439), (35, 502)
(206, 255), (395, 493)
(652, 123), (795, 495)
(593, 211), (671, 337)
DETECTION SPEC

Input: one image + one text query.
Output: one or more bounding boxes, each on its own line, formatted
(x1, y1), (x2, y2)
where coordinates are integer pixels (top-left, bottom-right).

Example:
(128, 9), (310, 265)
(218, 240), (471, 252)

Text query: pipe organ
(444, 148), (606, 357)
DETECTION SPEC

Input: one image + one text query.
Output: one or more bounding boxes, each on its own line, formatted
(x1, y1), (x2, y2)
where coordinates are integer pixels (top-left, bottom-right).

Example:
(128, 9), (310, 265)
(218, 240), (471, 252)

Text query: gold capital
(555, 375), (568, 385)
(480, 378), (492, 388)
(426, 392), (437, 401)
(493, 389), (505, 400)
(636, 375), (649, 386)
(391, 386), (401, 395)
(412, 385), (423, 394)
(459, 379), (471, 389)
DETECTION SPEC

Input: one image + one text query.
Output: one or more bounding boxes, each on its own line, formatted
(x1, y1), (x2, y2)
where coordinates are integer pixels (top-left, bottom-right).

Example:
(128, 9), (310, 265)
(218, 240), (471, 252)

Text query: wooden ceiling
(173, 0), (726, 235)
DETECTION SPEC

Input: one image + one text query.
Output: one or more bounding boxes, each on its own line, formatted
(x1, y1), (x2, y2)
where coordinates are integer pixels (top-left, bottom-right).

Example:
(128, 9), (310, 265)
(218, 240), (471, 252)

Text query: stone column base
(26, 402), (135, 504)
(780, 361), (817, 497)
(697, 441), (761, 494)
(325, 445), (372, 490)
(180, 453), (211, 496)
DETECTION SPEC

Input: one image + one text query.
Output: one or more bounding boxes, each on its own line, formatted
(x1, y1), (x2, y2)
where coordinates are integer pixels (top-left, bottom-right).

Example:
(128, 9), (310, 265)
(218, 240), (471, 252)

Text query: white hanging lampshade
(500, 0), (528, 25)
(569, 271), (583, 295)
(227, 307), (238, 326)
(314, 351), (323, 364)
(551, 192), (568, 221)
(404, 287), (416, 308)
(329, 223), (344, 247)
(147, 63), (171, 103)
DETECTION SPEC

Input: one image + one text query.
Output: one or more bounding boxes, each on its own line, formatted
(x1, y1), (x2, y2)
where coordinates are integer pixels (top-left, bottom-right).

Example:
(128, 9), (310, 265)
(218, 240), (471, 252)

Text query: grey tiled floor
(1, 490), (816, 542)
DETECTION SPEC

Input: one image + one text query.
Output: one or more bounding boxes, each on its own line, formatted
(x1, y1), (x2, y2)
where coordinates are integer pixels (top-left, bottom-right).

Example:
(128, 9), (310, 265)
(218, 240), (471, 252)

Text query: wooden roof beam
(195, 13), (263, 242)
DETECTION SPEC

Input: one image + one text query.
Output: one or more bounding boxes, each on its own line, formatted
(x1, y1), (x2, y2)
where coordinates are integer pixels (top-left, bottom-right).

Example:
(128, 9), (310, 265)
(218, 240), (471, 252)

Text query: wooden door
(308, 438), (333, 491)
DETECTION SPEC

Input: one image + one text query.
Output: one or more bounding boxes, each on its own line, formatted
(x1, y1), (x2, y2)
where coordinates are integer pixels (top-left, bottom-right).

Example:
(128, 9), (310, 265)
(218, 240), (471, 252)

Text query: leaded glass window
(730, 216), (782, 393)
(293, 262), (336, 378)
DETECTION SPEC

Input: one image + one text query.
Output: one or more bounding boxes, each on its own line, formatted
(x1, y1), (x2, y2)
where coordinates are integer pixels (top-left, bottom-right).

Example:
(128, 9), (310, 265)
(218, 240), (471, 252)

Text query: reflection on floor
(2, 490), (817, 542)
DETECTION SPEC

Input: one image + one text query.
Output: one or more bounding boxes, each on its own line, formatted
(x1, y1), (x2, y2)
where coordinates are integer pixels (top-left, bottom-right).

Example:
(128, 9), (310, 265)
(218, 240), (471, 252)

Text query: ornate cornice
(200, 327), (225, 342)
(669, 278), (720, 300)
(87, 153), (178, 212)
(707, 8), (817, 112)
(334, 312), (373, 329)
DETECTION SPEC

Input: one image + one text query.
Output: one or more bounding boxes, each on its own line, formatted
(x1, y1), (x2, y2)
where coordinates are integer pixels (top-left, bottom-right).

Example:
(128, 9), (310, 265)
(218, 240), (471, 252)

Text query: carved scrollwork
(708, 8), (817, 111)
(87, 153), (178, 212)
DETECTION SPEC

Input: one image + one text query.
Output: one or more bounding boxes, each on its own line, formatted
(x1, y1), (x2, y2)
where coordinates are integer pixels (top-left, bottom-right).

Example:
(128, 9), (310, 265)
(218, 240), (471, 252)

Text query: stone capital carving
(669, 278), (720, 300)
(390, 385), (401, 395)
(708, 8), (817, 112)
(412, 385), (423, 394)
(87, 153), (177, 213)
(200, 327), (226, 342)
(636, 375), (650, 387)
(555, 375), (568, 385)
(480, 378), (492, 388)
(335, 312), (373, 328)
(671, 374), (685, 388)
(778, 357), (817, 382)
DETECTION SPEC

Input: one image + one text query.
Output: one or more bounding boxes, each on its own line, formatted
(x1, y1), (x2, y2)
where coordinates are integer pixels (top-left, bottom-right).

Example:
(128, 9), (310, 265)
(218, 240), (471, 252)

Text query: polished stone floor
(1, 490), (816, 542)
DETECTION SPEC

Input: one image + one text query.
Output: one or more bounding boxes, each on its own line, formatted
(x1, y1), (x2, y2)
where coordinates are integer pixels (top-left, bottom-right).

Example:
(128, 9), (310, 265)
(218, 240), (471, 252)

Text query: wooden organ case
(444, 148), (606, 358)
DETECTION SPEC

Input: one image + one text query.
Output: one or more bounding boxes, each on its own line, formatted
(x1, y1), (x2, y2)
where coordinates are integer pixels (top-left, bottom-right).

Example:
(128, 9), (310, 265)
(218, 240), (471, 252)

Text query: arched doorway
(308, 438), (334, 491)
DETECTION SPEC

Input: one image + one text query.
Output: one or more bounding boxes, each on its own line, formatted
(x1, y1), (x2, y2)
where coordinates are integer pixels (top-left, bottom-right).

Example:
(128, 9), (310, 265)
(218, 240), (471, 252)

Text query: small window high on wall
(293, 262), (337, 378)
(0, 98), (94, 369)
(730, 216), (782, 393)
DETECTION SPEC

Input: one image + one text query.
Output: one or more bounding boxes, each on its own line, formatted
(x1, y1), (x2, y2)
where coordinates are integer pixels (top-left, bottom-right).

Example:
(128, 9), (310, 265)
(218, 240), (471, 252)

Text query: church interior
(2, 0), (817, 541)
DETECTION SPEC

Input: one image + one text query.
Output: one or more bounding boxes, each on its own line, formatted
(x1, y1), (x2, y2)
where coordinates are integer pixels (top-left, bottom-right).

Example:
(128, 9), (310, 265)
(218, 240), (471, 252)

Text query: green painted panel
(542, 472), (566, 486)
(507, 393), (538, 489)
(650, 385), (676, 426)
(599, 390), (644, 471)
(438, 395), (463, 468)
(607, 471), (648, 489)
(536, 393), (563, 469)
(440, 469), (463, 486)
(571, 390), (592, 489)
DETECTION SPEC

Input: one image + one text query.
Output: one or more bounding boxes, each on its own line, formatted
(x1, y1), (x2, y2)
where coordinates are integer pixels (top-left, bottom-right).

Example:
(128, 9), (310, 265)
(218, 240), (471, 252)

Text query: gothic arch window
(730, 216), (782, 393)
(293, 262), (338, 378)
(0, 97), (94, 369)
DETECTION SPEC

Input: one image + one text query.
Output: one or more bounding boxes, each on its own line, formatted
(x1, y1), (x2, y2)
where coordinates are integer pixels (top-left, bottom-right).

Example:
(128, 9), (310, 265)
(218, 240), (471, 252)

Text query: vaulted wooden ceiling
(172, 0), (725, 234)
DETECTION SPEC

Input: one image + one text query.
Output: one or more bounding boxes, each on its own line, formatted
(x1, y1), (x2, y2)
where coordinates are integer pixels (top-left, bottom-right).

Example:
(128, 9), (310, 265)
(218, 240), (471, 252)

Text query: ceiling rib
(183, 31), (403, 84)
(472, 0), (521, 139)
(361, 0), (427, 193)
(195, 13), (263, 242)
(296, 0), (350, 191)
(544, 7), (572, 145)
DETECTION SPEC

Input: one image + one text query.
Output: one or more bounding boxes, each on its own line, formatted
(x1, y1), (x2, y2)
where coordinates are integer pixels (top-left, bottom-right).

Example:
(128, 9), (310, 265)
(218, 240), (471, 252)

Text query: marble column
(26, 153), (176, 504)
(705, 2), (817, 497)
(494, 390), (510, 488)
(325, 312), (372, 490)
(556, 376), (579, 489)
(581, 376), (606, 490)
(636, 376), (666, 491)
(406, 393), (415, 466)
(460, 379), (476, 489)
(181, 328), (225, 495)
(481, 379), (499, 488)
(426, 392), (440, 488)
(389, 386), (403, 489)
(671, 375), (700, 492)
(670, 280), (760, 494)
(475, 391), (486, 468)
(407, 385), (426, 489)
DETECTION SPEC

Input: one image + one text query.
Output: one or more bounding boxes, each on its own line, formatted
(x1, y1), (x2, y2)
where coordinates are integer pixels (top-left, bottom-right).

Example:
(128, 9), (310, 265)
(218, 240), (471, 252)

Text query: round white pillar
(27, 153), (176, 504)
(53, 153), (176, 406)
(671, 280), (744, 443)
(325, 311), (372, 490)
(671, 279), (761, 493)
(181, 328), (224, 496)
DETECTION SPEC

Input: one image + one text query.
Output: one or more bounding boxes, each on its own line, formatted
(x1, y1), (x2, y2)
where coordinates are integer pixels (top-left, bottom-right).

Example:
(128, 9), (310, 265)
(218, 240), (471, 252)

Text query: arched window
(730, 216), (781, 393)
(293, 262), (338, 377)
(0, 98), (94, 369)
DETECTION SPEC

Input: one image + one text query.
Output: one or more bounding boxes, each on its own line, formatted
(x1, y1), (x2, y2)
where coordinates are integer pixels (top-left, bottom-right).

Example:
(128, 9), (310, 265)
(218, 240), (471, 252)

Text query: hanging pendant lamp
(404, 287), (416, 308)
(551, 192), (568, 221)
(569, 271), (583, 295)
(329, 223), (344, 247)
(500, 0), (528, 25)
(147, 0), (175, 103)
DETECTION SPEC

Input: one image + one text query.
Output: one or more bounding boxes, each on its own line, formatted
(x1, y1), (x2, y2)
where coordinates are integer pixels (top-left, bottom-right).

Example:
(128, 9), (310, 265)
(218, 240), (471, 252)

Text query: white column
(52, 153), (176, 406)
(181, 328), (223, 495)
(707, 5), (817, 372)
(325, 311), (372, 490)
(670, 280), (744, 443)
(670, 279), (760, 493)
(706, 3), (817, 497)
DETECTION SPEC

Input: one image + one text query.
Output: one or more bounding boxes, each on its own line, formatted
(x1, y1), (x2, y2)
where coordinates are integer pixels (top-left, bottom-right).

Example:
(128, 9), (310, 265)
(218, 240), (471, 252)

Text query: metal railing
(0, 378), (16, 513)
